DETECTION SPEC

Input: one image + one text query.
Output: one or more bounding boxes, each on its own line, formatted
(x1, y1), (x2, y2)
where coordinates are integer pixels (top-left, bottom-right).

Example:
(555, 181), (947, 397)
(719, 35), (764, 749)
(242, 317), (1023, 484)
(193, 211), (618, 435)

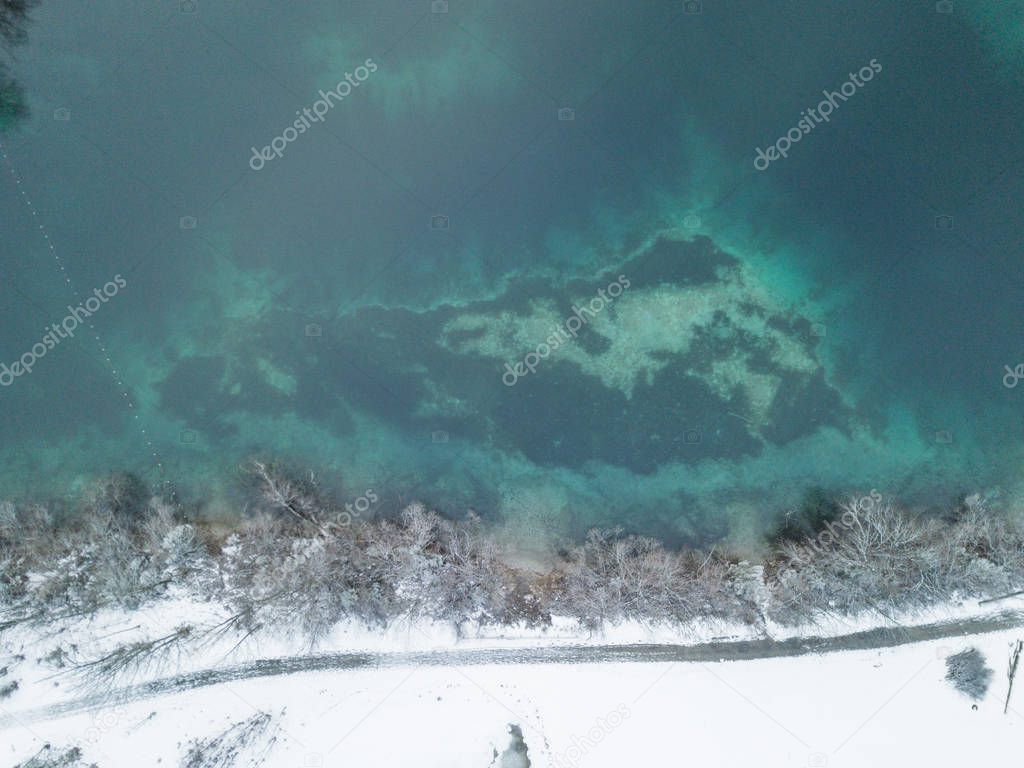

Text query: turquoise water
(1, 0), (1022, 546)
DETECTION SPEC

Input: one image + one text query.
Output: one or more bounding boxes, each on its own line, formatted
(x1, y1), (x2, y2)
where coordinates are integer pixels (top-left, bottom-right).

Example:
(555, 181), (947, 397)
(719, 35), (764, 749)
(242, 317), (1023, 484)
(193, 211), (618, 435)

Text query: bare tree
(1006, 640), (1022, 714)
(245, 460), (334, 536)
(72, 625), (193, 688)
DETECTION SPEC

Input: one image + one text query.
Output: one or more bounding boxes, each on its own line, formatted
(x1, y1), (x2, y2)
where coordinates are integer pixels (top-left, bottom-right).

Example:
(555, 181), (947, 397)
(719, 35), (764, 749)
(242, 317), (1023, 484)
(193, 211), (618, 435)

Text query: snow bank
(2, 596), (1024, 766)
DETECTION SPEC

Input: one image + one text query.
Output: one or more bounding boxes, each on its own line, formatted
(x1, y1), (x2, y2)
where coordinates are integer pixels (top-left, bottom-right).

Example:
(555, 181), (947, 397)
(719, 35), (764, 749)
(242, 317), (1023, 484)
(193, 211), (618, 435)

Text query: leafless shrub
(215, 508), (393, 642)
(0, 491), (177, 630)
(5, 472), (1024, 642)
(766, 495), (1024, 624)
(0, 501), (57, 593)
(14, 745), (94, 768)
(140, 495), (181, 550)
(377, 503), (525, 629)
(80, 473), (149, 526)
(182, 712), (275, 768)
(552, 529), (755, 630)
(945, 647), (993, 700)
(212, 499), (541, 640)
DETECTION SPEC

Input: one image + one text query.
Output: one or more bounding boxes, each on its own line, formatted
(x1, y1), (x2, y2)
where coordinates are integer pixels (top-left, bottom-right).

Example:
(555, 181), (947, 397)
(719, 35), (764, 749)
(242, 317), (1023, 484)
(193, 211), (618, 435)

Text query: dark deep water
(1, 0), (1022, 547)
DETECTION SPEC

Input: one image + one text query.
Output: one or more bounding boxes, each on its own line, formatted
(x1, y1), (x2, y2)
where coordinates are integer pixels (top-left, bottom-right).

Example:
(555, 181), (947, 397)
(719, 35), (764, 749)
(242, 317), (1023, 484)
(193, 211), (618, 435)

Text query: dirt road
(3, 610), (1021, 729)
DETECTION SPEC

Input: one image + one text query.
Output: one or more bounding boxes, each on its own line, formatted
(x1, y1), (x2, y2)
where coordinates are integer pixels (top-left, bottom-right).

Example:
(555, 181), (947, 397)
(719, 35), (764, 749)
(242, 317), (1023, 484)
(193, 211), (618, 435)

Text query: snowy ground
(2, 599), (1024, 766)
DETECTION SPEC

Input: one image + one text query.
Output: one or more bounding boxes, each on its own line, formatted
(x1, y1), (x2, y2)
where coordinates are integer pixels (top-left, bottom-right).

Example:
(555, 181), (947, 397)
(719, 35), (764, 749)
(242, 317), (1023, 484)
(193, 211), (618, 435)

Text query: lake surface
(1, 0), (1022, 546)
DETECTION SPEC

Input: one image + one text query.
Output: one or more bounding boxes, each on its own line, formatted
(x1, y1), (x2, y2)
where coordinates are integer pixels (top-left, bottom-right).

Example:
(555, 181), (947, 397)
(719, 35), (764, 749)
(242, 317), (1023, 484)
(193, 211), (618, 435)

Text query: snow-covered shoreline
(5, 483), (1024, 765)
